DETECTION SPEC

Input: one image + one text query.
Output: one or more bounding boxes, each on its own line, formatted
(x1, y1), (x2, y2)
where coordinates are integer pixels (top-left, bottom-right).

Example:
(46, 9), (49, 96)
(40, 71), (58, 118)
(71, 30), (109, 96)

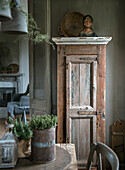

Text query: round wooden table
(10, 146), (77, 170)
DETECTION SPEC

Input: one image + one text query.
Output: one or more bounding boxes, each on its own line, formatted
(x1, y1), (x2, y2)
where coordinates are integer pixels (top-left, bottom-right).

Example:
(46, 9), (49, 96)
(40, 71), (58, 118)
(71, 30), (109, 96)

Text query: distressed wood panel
(111, 119), (125, 166)
(71, 63), (80, 106)
(71, 119), (79, 160)
(54, 39), (111, 168)
(96, 45), (106, 143)
(66, 55), (98, 164)
(67, 56), (97, 111)
(57, 45), (66, 143)
(80, 63), (91, 106)
(66, 55), (97, 63)
(66, 45), (98, 55)
(79, 118), (90, 160)
(70, 115), (96, 164)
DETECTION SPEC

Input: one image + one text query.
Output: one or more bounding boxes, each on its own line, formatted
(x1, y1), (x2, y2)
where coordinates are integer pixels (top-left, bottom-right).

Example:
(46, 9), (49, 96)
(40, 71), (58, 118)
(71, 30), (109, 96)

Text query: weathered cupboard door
(29, 0), (51, 116)
(66, 55), (97, 163)
(52, 37), (112, 165)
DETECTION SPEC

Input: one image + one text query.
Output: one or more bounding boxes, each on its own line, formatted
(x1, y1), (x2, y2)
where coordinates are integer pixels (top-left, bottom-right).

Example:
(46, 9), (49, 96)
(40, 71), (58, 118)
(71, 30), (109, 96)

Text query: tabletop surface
(7, 144), (77, 170)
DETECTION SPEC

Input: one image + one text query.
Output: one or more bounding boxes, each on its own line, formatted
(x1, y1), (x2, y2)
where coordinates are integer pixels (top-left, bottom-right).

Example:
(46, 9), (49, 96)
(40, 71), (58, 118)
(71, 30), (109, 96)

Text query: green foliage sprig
(0, 0), (54, 47)
(20, 9), (54, 47)
(8, 117), (33, 140)
(31, 114), (57, 130)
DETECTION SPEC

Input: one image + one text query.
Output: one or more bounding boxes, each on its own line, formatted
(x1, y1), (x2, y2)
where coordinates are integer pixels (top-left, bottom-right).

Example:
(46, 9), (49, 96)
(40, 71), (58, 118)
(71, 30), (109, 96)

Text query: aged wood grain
(71, 63), (80, 106)
(54, 39), (111, 168)
(96, 45), (106, 143)
(79, 118), (90, 161)
(57, 45), (66, 143)
(66, 56), (97, 112)
(111, 119), (125, 166)
(65, 45), (98, 55)
(8, 144), (77, 170)
(71, 118), (79, 160)
(80, 63), (90, 106)
(67, 115), (96, 165)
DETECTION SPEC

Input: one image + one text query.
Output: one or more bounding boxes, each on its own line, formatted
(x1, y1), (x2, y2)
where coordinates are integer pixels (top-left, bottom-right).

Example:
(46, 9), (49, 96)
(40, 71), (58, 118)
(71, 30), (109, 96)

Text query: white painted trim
(52, 37), (112, 45)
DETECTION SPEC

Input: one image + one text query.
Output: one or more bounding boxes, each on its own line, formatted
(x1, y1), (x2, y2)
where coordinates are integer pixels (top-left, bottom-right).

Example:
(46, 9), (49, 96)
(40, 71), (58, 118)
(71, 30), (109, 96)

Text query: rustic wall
(51, 0), (125, 145)
(0, 0), (29, 93)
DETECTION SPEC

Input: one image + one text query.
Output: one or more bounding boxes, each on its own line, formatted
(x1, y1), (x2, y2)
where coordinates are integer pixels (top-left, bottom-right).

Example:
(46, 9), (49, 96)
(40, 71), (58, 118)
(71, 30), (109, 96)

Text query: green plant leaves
(8, 117), (33, 140)
(30, 114), (57, 130)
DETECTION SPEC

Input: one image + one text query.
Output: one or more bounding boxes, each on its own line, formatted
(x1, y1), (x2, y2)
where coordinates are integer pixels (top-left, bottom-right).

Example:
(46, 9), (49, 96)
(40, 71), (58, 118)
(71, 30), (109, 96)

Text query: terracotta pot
(18, 139), (31, 158)
(2, 70), (7, 74)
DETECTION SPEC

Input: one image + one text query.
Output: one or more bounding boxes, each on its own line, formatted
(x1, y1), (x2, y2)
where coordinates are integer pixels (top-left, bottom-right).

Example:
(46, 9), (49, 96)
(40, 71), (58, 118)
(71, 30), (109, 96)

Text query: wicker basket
(8, 64), (19, 73)
(59, 12), (84, 37)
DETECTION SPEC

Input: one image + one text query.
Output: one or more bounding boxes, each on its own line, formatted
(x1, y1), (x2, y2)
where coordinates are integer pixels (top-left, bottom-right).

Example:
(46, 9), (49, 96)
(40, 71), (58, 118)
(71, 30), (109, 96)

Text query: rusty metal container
(31, 126), (56, 163)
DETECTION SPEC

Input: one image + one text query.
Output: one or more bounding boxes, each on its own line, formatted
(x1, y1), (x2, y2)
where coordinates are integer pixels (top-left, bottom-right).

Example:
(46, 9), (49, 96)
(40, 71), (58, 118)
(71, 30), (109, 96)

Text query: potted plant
(1, 66), (8, 74)
(30, 114), (57, 163)
(7, 66), (14, 73)
(8, 117), (33, 158)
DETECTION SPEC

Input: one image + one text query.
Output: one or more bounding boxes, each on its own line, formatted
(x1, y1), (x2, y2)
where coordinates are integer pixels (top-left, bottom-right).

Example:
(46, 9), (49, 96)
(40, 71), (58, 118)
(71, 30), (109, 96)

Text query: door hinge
(97, 111), (105, 118)
(66, 137), (70, 143)
(97, 56), (100, 62)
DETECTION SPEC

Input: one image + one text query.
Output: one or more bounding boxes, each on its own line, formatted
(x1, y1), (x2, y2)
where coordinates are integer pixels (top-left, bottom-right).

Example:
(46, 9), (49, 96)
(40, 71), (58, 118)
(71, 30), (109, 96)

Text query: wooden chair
(86, 142), (119, 170)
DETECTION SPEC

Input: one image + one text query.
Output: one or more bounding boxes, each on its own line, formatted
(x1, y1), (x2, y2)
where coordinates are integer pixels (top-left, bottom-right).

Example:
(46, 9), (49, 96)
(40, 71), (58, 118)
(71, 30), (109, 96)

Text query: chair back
(20, 95), (29, 106)
(24, 84), (29, 95)
(86, 142), (119, 170)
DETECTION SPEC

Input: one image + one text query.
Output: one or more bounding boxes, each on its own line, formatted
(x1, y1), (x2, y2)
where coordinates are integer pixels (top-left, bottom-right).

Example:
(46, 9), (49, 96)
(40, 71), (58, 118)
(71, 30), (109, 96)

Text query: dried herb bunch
(31, 114), (57, 130)
(21, 10), (53, 46)
(0, 0), (53, 46)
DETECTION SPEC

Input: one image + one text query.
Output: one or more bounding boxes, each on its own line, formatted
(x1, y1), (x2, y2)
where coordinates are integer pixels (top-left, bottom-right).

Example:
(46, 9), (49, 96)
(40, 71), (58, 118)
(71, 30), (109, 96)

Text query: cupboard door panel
(70, 115), (96, 164)
(66, 55), (97, 163)
(80, 63), (91, 106)
(71, 63), (80, 107)
(66, 55), (97, 112)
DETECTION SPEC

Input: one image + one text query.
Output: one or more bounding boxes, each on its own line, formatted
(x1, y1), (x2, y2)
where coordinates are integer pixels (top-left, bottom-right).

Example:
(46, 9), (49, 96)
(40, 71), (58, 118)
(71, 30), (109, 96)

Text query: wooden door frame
(28, 0), (51, 117)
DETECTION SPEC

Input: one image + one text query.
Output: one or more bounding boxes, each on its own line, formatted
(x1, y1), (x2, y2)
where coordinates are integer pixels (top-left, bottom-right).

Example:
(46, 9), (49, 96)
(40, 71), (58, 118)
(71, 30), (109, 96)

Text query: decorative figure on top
(80, 15), (97, 37)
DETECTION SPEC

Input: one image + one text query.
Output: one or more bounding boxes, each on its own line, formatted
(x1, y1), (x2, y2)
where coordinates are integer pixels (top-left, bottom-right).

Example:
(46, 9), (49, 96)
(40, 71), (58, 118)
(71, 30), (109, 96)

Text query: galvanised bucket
(31, 126), (56, 163)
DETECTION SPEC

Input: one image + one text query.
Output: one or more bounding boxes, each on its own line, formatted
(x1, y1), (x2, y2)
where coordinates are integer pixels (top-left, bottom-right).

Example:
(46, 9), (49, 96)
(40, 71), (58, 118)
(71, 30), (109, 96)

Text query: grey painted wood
(44, 0), (51, 114)
(29, 0), (51, 116)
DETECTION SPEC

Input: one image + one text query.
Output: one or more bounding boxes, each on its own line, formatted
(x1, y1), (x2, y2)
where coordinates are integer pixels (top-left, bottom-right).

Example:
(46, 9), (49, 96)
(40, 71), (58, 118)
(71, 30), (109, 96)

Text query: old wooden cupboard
(52, 37), (112, 164)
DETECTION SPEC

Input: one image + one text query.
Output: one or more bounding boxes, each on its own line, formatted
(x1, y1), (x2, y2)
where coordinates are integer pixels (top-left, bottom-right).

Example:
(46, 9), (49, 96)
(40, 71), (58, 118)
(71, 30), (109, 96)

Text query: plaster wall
(51, 0), (125, 145)
(19, 0), (29, 93)
(0, 0), (29, 93)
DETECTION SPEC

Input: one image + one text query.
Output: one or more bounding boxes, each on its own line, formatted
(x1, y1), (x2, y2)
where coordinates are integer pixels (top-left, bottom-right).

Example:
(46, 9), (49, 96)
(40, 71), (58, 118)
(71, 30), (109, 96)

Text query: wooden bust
(80, 15), (97, 37)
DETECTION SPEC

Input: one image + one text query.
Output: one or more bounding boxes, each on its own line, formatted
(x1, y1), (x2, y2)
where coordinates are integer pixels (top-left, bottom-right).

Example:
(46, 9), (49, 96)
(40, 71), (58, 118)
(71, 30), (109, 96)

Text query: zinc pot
(31, 126), (56, 163)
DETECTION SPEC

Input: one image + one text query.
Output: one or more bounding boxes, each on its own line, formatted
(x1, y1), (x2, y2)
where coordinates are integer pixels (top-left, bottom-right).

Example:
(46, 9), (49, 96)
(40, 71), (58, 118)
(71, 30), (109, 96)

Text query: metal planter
(31, 126), (56, 163)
